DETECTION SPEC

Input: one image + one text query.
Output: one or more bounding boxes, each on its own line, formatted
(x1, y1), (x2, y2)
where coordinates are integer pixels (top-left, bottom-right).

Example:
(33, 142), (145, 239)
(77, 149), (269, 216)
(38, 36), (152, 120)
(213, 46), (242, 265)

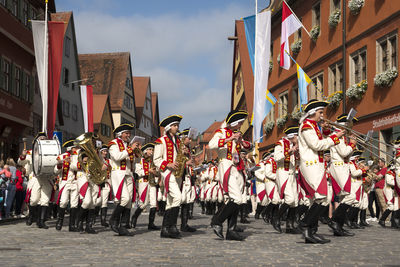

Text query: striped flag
(80, 85), (94, 132)
(280, 1), (302, 70)
(296, 64), (311, 107)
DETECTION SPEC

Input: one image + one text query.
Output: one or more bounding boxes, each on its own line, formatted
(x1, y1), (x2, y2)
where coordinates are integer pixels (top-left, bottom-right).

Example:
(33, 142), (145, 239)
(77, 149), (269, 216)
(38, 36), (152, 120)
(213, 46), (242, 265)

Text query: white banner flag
(253, 11), (271, 142)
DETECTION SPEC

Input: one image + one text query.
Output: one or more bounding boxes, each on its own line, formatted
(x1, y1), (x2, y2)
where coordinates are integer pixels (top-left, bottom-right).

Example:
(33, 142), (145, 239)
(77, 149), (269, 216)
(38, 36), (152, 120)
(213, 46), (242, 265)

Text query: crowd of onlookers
(0, 158), (28, 220)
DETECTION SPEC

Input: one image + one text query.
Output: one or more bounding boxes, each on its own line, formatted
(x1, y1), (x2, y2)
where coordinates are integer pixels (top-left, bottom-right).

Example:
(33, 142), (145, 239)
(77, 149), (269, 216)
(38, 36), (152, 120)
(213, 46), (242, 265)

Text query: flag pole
(283, 0), (311, 38)
(42, 0), (48, 133)
(252, 0), (258, 142)
(284, 50), (327, 100)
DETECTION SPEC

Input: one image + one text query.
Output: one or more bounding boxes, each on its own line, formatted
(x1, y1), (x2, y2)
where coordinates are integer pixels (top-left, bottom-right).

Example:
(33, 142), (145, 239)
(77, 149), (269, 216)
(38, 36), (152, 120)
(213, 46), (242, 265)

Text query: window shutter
(21, 71), (26, 100)
(0, 56), (3, 89)
(19, 0), (24, 22)
(29, 75), (34, 103)
(9, 62), (14, 93)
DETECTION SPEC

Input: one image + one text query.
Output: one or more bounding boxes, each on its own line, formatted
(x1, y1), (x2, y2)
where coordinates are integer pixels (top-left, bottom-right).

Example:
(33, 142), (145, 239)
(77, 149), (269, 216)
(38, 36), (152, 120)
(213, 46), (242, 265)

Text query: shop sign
(372, 112), (400, 130)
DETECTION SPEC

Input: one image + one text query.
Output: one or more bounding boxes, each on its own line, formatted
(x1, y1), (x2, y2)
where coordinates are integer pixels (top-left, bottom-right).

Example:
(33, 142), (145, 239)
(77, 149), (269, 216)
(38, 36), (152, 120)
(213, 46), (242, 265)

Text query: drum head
(32, 139), (42, 176)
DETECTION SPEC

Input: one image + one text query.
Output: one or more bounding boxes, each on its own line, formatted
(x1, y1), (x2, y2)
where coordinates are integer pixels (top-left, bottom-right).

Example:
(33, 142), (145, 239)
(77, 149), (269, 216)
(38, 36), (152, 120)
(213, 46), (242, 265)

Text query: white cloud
(70, 3), (248, 131)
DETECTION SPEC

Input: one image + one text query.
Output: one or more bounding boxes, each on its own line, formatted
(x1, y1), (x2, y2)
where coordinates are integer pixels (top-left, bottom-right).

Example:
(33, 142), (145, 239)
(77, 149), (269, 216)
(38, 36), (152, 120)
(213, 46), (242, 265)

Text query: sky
(56, 0), (271, 132)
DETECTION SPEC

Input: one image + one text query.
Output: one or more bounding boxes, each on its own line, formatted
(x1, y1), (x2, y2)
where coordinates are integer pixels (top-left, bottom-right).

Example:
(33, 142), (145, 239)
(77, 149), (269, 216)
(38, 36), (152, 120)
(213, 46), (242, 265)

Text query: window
(330, 0), (341, 14)
(63, 68), (69, 86)
(31, 6), (37, 20)
(126, 78), (131, 88)
(64, 36), (71, 58)
(124, 95), (132, 109)
(294, 17), (302, 41)
(0, 0), (6, 7)
(328, 62), (343, 95)
(350, 48), (367, 84)
(14, 66), (21, 97)
(310, 72), (324, 100)
(278, 90), (288, 118)
(22, 1), (29, 26)
(101, 124), (111, 137)
(377, 32), (397, 73)
(291, 87), (299, 111)
(34, 74), (39, 94)
(71, 104), (77, 121)
(62, 99), (70, 118)
(2, 60), (10, 91)
(11, 0), (18, 17)
(266, 104), (275, 122)
(24, 72), (30, 101)
(312, 2), (321, 28)
(146, 99), (148, 110)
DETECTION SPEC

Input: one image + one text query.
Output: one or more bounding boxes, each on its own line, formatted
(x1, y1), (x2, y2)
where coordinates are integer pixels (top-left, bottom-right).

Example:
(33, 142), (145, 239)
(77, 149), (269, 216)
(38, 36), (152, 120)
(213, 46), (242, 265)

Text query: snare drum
(32, 139), (61, 177)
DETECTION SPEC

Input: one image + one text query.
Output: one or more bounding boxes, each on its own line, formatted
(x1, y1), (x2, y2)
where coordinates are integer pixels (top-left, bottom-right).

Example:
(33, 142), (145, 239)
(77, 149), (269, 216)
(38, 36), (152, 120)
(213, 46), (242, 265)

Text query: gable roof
(202, 121), (223, 143)
(78, 52), (132, 111)
(92, 94), (108, 124)
(151, 92), (159, 123)
(133, 76), (150, 125)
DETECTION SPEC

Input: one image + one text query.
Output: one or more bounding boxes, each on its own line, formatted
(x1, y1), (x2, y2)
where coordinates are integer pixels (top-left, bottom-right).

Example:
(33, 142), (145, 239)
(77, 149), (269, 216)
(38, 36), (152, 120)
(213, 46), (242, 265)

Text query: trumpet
(321, 118), (395, 161)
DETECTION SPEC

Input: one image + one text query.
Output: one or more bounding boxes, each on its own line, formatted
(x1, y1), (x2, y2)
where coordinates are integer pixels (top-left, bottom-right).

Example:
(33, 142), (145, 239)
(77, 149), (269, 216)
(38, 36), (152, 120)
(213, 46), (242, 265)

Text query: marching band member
(254, 151), (271, 221)
(18, 132), (45, 227)
(262, 149), (281, 224)
(131, 143), (161, 231)
(178, 129), (196, 232)
(272, 126), (300, 234)
(347, 151), (368, 229)
(209, 110), (251, 241)
(379, 163), (398, 227)
(297, 99), (345, 244)
(205, 162), (217, 215)
(392, 146), (400, 228)
(357, 157), (371, 227)
(327, 114), (357, 236)
(99, 145), (112, 227)
(108, 124), (138, 236)
(199, 164), (208, 214)
(54, 139), (79, 232)
(153, 115), (184, 239)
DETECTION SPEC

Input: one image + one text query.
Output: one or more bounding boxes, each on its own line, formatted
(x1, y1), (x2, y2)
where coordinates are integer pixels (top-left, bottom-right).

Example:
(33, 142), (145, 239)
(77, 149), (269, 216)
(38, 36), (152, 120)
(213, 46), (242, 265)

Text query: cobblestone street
(0, 205), (399, 266)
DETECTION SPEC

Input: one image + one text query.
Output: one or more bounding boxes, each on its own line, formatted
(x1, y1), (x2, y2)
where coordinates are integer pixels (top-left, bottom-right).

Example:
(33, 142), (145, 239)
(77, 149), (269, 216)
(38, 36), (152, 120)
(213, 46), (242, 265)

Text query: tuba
(174, 141), (189, 179)
(75, 133), (107, 185)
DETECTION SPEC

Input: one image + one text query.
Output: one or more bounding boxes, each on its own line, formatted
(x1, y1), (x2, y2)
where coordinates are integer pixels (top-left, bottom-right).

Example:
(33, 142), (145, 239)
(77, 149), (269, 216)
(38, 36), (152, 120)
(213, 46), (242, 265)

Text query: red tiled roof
(92, 94), (108, 124)
(133, 76), (150, 125)
(78, 52), (131, 111)
(202, 121), (223, 143)
(50, 12), (72, 34)
(151, 92), (159, 123)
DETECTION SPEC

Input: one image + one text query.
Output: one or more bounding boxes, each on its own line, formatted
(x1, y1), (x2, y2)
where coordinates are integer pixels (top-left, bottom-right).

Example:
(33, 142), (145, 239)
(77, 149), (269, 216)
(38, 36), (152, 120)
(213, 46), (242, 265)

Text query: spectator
(374, 159), (387, 220)
(15, 165), (25, 218)
(368, 166), (380, 221)
(5, 158), (17, 218)
(0, 160), (7, 220)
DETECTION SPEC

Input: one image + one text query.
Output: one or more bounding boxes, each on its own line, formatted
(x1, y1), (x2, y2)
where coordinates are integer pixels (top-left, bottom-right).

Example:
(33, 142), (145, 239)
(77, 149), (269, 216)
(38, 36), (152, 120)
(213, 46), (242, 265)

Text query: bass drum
(32, 139), (61, 177)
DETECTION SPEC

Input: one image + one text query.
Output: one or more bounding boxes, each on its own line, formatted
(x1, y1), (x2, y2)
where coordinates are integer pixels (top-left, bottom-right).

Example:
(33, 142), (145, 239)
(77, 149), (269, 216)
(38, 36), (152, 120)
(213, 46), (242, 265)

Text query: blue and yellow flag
(296, 64), (311, 108)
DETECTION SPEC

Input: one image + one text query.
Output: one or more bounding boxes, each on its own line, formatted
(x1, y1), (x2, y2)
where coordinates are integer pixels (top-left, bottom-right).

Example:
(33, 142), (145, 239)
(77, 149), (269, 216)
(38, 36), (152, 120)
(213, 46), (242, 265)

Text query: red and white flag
(280, 1), (302, 70)
(80, 85), (94, 133)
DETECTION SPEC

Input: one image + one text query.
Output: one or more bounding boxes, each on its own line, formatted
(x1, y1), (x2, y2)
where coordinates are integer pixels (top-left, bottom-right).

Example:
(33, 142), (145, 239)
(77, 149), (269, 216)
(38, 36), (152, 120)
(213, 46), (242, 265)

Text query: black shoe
(69, 208), (79, 232)
(210, 201), (239, 239)
(76, 208), (88, 233)
(85, 209), (97, 234)
(304, 227), (319, 244)
(130, 208), (143, 229)
(240, 204), (250, 224)
(167, 207), (181, 238)
(313, 232), (331, 244)
(226, 210), (244, 241)
(56, 208), (65, 231)
(180, 204), (196, 232)
(27, 205), (38, 226)
(359, 210), (369, 227)
(225, 229), (244, 241)
(379, 209), (392, 228)
(118, 208), (134, 236)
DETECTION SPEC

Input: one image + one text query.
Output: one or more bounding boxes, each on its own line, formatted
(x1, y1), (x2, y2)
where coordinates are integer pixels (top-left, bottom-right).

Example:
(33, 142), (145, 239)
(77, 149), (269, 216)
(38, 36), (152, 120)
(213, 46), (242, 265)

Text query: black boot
(26, 205), (36, 226)
(286, 207), (301, 234)
(189, 203), (194, 219)
(201, 201), (205, 214)
(118, 208), (134, 236)
(148, 207), (161, 230)
(329, 203), (351, 236)
(100, 207), (109, 227)
(379, 209), (392, 227)
(38, 206), (49, 229)
(167, 207), (181, 239)
(76, 208), (88, 233)
(160, 209), (171, 238)
(392, 210), (400, 229)
(160, 201), (166, 216)
(130, 208), (143, 229)
(273, 203), (289, 233)
(110, 205), (124, 233)
(85, 209), (97, 234)
(240, 204), (250, 224)
(216, 202), (223, 214)
(211, 201), (239, 239)
(55, 207), (65, 231)
(36, 205), (42, 227)
(52, 203), (58, 219)
(263, 204), (273, 224)
(92, 206), (100, 226)
(226, 210), (244, 241)
(359, 209), (369, 227)
(351, 207), (363, 229)
(255, 204), (262, 220)
(301, 203), (321, 243)
(124, 208), (131, 229)
(319, 205), (330, 224)
(180, 204), (196, 232)
(69, 208), (79, 232)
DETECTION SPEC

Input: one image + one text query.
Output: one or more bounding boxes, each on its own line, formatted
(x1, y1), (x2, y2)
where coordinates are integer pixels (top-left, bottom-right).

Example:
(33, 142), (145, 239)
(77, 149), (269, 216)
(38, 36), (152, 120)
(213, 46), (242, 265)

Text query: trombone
(322, 119), (395, 161)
